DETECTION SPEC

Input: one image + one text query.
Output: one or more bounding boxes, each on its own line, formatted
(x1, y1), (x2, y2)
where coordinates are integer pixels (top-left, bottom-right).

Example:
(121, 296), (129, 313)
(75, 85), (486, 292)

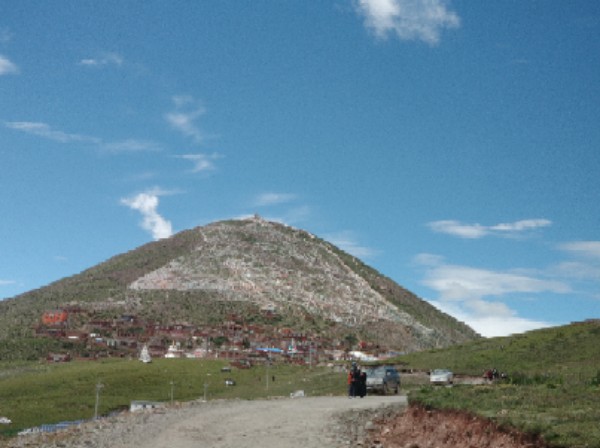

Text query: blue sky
(2, 1), (599, 337)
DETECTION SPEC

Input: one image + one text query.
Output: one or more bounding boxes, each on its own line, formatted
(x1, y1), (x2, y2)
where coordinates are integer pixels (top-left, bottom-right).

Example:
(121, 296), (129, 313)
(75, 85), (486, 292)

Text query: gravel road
(6, 395), (407, 448)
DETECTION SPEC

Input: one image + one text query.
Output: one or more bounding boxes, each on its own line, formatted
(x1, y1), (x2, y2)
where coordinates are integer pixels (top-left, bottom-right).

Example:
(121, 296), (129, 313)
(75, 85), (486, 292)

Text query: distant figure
(348, 362), (359, 398)
(359, 370), (367, 398)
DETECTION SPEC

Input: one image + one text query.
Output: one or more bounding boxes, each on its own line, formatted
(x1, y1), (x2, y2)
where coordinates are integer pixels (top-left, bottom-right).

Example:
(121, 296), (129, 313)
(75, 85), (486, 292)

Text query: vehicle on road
(365, 366), (400, 395)
(430, 369), (453, 385)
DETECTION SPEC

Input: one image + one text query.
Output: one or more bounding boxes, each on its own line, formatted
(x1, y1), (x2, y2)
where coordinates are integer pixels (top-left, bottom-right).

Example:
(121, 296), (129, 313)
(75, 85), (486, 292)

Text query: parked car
(365, 366), (401, 395)
(430, 369), (453, 385)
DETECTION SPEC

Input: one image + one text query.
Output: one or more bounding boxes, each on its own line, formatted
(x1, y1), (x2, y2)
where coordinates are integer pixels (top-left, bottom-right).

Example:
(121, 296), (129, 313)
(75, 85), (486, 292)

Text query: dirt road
(7, 395), (407, 448)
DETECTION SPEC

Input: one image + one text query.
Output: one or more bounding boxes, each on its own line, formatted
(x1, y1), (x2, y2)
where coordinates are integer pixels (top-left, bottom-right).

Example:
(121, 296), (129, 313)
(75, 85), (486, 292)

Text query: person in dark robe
(359, 369), (367, 397)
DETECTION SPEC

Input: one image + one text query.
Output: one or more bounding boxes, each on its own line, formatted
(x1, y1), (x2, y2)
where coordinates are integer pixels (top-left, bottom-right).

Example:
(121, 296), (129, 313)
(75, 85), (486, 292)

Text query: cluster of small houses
(36, 307), (386, 365)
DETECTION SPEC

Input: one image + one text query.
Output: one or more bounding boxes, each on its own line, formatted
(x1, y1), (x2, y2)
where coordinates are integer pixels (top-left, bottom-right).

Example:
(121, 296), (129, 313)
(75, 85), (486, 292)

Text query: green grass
(410, 384), (600, 448)
(0, 359), (347, 439)
(398, 321), (600, 380)
(397, 321), (600, 448)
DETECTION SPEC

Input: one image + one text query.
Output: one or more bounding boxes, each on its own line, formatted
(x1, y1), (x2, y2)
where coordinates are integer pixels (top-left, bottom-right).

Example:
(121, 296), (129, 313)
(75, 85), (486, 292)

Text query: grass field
(0, 358), (347, 439)
(398, 320), (600, 448)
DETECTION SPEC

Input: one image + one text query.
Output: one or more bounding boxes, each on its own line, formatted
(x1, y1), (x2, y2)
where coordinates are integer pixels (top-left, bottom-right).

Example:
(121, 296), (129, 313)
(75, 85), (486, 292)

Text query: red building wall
(42, 310), (68, 326)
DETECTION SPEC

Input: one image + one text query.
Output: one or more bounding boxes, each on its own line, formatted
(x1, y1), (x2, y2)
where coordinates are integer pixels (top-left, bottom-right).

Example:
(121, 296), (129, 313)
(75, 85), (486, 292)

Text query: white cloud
(428, 219), (552, 239)
(121, 191), (173, 240)
(103, 139), (162, 153)
(355, 0), (460, 45)
(559, 241), (600, 259)
(552, 261), (600, 281)
(0, 279), (16, 286)
(165, 96), (206, 144)
(4, 121), (100, 144)
(429, 299), (552, 337)
(79, 52), (123, 67)
(178, 153), (221, 173)
(253, 193), (297, 207)
(413, 252), (445, 266)
(552, 241), (600, 285)
(6, 121), (162, 154)
(327, 231), (377, 259)
(0, 55), (19, 75)
(414, 254), (567, 337)
(490, 219), (552, 233)
(421, 263), (570, 301)
(428, 220), (488, 239)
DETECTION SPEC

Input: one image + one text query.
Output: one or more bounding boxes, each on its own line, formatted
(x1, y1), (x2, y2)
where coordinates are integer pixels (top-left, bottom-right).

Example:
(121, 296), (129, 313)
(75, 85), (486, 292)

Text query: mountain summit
(0, 217), (478, 359)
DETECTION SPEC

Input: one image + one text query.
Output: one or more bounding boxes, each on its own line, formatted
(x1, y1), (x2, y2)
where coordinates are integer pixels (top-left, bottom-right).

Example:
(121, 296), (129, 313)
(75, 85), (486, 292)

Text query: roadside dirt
(4, 393), (548, 448)
(364, 404), (549, 448)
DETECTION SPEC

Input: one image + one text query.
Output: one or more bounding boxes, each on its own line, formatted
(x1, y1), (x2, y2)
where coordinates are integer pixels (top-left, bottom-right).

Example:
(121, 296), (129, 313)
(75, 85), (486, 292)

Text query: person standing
(348, 362), (359, 398)
(359, 369), (367, 398)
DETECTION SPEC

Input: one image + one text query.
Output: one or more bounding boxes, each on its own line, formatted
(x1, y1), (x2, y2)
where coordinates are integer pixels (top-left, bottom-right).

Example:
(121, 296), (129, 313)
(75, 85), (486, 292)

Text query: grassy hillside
(398, 320), (600, 448)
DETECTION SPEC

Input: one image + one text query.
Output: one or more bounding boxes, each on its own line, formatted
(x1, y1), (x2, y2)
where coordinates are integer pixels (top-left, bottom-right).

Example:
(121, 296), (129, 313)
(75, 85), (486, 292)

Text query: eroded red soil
(366, 404), (549, 448)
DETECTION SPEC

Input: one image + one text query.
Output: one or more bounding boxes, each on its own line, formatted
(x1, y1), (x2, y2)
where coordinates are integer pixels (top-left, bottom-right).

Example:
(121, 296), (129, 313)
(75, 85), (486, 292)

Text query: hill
(0, 216), (478, 360)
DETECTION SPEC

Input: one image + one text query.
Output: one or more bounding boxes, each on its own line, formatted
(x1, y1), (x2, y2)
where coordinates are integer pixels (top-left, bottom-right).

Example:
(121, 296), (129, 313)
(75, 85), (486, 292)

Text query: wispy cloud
(0, 27), (13, 44)
(4, 121), (100, 144)
(0, 279), (16, 286)
(0, 55), (19, 75)
(428, 219), (552, 239)
(165, 95), (206, 144)
(429, 299), (553, 338)
(103, 139), (162, 153)
(247, 193), (311, 226)
(78, 52), (124, 67)
(5, 121), (161, 153)
(552, 241), (600, 286)
(121, 190), (173, 240)
(559, 241), (600, 259)
(177, 153), (222, 173)
(354, 0), (460, 45)
(327, 230), (378, 259)
(253, 193), (297, 207)
(415, 254), (568, 337)
(420, 262), (570, 301)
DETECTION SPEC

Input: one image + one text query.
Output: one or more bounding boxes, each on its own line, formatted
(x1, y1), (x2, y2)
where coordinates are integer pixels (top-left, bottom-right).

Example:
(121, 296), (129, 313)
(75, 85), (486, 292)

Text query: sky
(1, 1), (599, 338)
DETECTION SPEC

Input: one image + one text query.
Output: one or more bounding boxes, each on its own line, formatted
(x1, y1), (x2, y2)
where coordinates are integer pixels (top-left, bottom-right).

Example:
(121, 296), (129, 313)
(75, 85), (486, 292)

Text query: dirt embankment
(364, 404), (549, 448)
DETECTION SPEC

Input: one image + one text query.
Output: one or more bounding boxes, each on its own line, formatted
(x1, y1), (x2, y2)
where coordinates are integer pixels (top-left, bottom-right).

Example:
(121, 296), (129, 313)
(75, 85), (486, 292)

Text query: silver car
(365, 366), (401, 395)
(430, 369), (453, 385)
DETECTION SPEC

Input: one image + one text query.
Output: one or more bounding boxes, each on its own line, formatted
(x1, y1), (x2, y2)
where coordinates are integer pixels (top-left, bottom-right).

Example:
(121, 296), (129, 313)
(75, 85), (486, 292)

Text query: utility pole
(94, 382), (104, 419)
(265, 352), (271, 392)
